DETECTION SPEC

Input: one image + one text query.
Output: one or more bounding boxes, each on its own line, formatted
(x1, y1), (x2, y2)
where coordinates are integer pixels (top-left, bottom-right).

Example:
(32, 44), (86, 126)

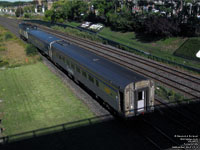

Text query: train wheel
(95, 95), (99, 99)
(74, 78), (79, 84)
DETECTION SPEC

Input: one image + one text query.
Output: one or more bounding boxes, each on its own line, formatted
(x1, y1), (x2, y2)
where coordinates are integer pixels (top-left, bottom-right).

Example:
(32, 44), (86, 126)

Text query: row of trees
(15, 5), (36, 18)
(44, 0), (88, 23)
(0, 1), (31, 7)
(44, 0), (200, 37)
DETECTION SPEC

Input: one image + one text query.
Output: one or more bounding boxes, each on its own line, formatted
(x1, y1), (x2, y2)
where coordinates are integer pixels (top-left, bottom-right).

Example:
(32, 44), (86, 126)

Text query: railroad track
(30, 22), (200, 99)
(140, 101), (200, 149)
(121, 101), (200, 150)
(155, 97), (200, 134)
(1, 17), (200, 99)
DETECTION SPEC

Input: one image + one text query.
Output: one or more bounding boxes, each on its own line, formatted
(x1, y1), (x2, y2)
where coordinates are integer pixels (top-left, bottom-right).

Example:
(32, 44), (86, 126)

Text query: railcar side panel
(52, 47), (121, 112)
(19, 24), (28, 40)
(28, 33), (49, 55)
(19, 23), (37, 40)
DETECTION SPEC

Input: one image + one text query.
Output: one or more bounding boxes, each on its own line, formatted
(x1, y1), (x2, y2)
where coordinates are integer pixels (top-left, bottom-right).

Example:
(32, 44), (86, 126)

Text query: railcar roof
(29, 29), (60, 43)
(52, 41), (148, 89)
(26, 28), (148, 89)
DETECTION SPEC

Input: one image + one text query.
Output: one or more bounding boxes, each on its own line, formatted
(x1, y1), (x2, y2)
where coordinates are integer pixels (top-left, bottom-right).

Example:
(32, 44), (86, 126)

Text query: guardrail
(0, 114), (111, 144)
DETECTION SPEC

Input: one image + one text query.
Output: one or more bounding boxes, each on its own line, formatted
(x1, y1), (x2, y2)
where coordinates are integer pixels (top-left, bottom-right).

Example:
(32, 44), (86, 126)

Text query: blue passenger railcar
(19, 23), (37, 40)
(28, 29), (60, 56)
(19, 23), (154, 118)
(50, 40), (154, 117)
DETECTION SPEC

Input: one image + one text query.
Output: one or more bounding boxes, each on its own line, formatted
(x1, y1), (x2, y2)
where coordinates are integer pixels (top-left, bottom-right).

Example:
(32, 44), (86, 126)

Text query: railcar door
(24, 31), (28, 39)
(48, 46), (53, 60)
(135, 89), (147, 113)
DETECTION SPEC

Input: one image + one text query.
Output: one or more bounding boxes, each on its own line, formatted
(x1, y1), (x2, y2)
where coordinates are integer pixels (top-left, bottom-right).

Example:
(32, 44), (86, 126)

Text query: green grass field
(98, 28), (200, 69)
(174, 38), (200, 61)
(99, 27), (186, 54)
(0, 62), (94, 136)
(64, 21), (80, 27)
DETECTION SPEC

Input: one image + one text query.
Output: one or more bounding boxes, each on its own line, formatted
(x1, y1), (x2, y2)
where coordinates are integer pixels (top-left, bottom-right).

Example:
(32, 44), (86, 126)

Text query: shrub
(25, 44), (37, 56)
(106, 8), (134, 31)
(4, 32), (13, 40)
(0, 60), (9, 67)
(24, 13), (31, 18)
(0, 47), (6, 51)
(136, 15), (180, 38)
(174, 93), (184, 101)
(15, 7), (24, 17)
(168, 90), (175, 101)
(0, 37), (3, 42)
(51, 26), (102, 42)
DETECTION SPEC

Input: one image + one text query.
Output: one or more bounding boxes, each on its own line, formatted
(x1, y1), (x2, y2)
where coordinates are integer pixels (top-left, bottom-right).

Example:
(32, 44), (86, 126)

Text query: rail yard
(0, 16), (200, 150)
(9, 19), (200, 99)
(31, 25), (200, 99)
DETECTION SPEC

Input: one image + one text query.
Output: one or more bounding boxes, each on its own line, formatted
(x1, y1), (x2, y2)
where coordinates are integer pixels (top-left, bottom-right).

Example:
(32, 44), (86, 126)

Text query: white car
(81, 22), (91, 28)
(152, 9), (159, 13)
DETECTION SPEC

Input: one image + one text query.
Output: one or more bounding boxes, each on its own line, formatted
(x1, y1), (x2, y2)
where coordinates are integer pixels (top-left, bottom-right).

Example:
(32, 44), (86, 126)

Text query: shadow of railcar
(0, 100), (200, 150)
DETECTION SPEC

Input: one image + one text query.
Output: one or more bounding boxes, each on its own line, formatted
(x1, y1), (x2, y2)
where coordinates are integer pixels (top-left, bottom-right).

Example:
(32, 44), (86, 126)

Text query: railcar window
(66, 60), (70, 65)
(88, 75), (94, 83)
(138, 91), (144, 100)
(76, 66), (81, 73)
(82, 71), (87, 78)
(96, 80), (99, 87)
(71, 63), (75, 69)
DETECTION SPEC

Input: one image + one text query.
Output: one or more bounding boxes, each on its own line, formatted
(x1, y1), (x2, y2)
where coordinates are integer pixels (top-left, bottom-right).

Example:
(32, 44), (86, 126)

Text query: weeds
(4, 32), (13, 40)
(155, 84), (185, 102)
(51, 26), (102, 43)
(0, 60), (9, 67)
(25, 44), (38, 56)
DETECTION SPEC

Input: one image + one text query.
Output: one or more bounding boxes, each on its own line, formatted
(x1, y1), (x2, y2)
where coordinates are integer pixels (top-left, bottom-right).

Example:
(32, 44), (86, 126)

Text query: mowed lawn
(0, 62), (94, 136)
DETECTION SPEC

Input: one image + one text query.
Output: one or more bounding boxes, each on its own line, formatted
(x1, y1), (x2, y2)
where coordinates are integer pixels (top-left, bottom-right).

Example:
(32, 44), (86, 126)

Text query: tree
(91, 0), (117, 21)
(62, 0), (88, 21)
(44, 0), (88, 23)
(136, 14), (180, 37)
(44, 10), (54, 22)
(15, 7), (23, 17)
(44, 0), (66, 23)
(107, 6), (134, 31)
